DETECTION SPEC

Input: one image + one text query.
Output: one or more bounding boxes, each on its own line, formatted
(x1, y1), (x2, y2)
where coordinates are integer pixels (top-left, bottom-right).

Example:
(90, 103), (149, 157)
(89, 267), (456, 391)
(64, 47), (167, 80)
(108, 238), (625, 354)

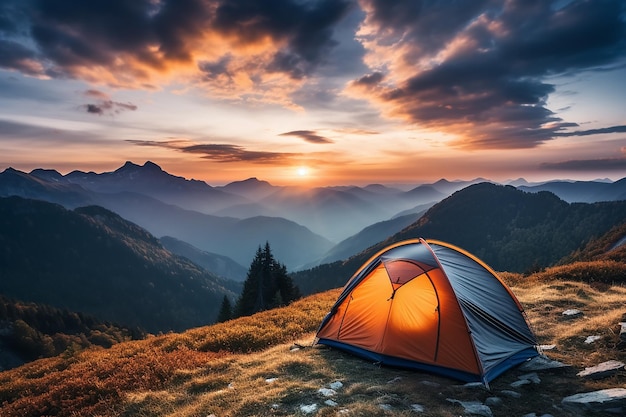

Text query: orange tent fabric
(315, 238), (539, 384)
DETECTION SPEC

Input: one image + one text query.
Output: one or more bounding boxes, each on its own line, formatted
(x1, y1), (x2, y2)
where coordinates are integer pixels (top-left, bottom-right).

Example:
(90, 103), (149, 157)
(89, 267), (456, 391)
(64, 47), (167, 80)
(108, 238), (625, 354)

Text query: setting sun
(297, 166), (309, 177)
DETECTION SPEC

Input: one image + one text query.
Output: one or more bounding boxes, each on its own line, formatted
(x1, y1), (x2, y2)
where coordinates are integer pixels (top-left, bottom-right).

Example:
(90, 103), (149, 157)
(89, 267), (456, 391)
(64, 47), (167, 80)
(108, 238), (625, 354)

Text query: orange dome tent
(314, 238), (539, 385)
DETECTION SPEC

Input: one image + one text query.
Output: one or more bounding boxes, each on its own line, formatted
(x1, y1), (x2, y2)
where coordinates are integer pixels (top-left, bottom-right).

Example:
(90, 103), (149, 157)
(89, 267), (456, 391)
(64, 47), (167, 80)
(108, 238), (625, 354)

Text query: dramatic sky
(1, 0), (626, 186)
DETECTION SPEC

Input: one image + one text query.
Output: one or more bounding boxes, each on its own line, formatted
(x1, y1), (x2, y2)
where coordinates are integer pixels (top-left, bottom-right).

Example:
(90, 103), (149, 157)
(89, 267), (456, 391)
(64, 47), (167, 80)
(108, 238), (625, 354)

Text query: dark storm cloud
(182, 144), (292, 163)
(353, 72), (384, 88)
(556, 125), (626, 137)
(0, 0), (353, 84)
(365, 0), (493, 53)
(34, 0), (211, 62)
(82, 100), (138, 116)
(279, 130), (333, 144)
(356, 0), (626, 149)
(0, 39), (41, 75)
(128, 140), (296, 163)
(198, 55), (232, 80)
(0, 0), (30, 35)
(212, 0), (354, 79)
(540, 158), (626, 172)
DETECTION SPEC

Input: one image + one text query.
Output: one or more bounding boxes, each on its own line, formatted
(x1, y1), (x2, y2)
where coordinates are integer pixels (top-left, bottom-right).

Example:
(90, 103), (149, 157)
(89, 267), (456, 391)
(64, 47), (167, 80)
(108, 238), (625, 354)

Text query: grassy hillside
(1, 261), (625, 416)
(560, 221), (626, 264)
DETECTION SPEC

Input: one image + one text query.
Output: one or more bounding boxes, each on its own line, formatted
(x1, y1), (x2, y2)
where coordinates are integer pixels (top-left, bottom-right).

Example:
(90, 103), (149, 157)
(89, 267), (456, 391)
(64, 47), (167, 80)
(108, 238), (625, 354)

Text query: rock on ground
(562, 388), (626, 414)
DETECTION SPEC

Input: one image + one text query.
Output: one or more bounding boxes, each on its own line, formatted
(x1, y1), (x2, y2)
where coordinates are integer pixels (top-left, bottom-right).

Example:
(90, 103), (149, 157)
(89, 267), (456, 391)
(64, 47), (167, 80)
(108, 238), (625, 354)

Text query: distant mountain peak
(221, 177), (277, 199)
(115, 161), (163, 173)
(116, 161), (141, 172)
(142, 161), (163, 171)
(229, 177), (272, 186)
(30, 168), (64, 182)
(507, 178), (530, 186)
(111, 161), (168, 180)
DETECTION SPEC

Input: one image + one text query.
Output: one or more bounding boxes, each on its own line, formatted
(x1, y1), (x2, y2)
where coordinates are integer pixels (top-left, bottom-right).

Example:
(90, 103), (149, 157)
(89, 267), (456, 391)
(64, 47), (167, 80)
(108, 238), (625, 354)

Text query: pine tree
(234, 242), (300, 317)
(216, 295), (232, 323)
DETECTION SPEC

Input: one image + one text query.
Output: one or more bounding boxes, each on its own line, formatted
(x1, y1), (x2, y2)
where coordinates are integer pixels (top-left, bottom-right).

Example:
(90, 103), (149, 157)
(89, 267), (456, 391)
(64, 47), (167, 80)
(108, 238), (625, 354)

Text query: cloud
(350, 0), (626, 149)
(2, 0), (625, 150)
(182, 144), (292, 163)
(0, 39), (45, 76)
(82, 100), (138, 116)
(211, 0), (353, 78)
(0, 119), (48, 136)
(334, 128), (379, 135)
(0, 0), (353, 107)
(540, 158), (626, 172)
(352, 72), (384, 88)
(84, 89), (109, 99)
(127, 140), (298, 164)
(279, 130), (333, 144)
(556, 125), (626, 137)
(0, 117), (109, 145)
(126, 139), (185, 149)
(80, 88), (137, 115)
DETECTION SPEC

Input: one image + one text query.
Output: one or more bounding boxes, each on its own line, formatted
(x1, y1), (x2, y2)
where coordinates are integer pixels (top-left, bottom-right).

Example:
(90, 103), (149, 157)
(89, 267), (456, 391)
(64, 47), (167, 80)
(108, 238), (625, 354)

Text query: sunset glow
(1, 0), (625, 186)
(297, 167), (309, 177)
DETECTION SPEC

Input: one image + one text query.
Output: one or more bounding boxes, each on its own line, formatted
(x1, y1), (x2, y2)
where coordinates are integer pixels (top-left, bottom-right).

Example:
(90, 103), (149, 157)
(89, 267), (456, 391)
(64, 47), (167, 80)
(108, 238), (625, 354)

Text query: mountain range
(2, 161), (626, 274)
(291, 182), (626, 294)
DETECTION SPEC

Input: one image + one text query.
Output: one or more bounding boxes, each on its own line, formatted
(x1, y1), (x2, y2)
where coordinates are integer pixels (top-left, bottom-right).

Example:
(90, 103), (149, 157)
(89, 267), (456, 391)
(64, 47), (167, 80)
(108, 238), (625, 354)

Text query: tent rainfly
(314, 238), (539, 385)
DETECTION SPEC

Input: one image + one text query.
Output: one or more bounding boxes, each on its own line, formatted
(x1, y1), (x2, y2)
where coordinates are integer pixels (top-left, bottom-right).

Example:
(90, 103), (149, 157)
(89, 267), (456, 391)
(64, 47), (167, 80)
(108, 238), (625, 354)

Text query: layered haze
(2, 160), (625, 273)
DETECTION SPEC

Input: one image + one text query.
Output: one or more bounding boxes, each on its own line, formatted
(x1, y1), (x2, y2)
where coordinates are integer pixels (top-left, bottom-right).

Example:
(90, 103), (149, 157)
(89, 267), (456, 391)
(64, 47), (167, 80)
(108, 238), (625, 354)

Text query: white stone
(499, 390), (522, 398)
(324, 399), (338, 406)
(300, 404), (318, 414)
(410, 404), (425, 412)
(265, 377), (278, 383)
(584, 335), (601, 344)
(510, 379), (532, 388)
(519, 355), (569, 371)
(562, 309), (583, 319)
(447, 399), (493, 417)
(539, 344), (556, 350)
(485, 397), (502, 406)
(318, 388), (337, 397)
(518, 372), (541, 384)
(562, 388), (626, 413)
(464, 382), (487, 389)
(329, 380), (344, 390)
(577, 360), (625, 379)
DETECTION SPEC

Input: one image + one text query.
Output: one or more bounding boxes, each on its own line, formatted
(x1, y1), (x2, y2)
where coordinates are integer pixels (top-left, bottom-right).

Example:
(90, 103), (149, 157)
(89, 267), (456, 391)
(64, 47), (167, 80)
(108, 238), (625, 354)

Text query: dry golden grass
(1, 267), (625, 417)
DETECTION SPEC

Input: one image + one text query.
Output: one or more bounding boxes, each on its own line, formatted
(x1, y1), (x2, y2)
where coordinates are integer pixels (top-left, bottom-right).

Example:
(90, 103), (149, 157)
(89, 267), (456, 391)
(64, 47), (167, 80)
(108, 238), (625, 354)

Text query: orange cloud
(3, 0), (352, 108)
